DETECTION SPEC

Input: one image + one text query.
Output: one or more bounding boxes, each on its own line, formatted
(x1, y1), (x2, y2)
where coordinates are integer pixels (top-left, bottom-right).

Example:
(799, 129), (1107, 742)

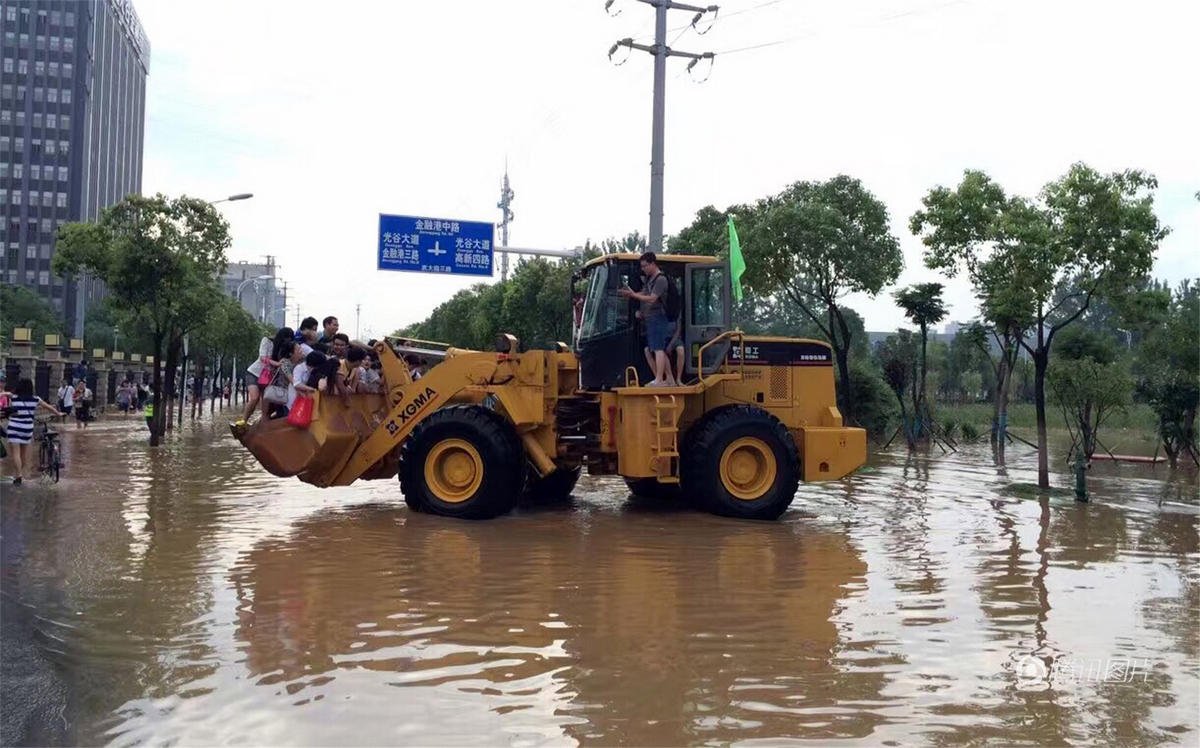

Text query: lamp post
(210, 193), (254, 205)
(231, 275), (271, 405)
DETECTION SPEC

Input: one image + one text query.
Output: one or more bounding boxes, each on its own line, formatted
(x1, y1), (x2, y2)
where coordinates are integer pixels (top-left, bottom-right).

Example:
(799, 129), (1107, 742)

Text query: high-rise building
(1, 0), (149, 336)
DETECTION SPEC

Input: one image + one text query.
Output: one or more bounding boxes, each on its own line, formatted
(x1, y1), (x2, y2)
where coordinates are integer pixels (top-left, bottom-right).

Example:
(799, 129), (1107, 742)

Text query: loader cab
(574, 254), (732, 390)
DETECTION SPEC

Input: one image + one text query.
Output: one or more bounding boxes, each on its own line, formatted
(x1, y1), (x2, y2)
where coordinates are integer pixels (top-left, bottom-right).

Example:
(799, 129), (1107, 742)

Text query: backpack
(662, 273), (681, 321)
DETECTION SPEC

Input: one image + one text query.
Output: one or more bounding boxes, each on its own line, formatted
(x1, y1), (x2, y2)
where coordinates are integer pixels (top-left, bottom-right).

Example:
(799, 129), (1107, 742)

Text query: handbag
(287, 394), (314, 428)
(256, 365), (273, 387)
(263, 370), (289, 405)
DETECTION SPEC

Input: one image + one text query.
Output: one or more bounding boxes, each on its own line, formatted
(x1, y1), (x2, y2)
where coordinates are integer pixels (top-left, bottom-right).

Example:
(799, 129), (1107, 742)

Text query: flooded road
(2, 414), (1197, 745)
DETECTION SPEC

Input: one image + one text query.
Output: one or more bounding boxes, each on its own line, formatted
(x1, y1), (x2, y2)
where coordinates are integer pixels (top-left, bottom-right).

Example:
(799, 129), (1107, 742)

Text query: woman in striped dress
(4, 378), (64, 486)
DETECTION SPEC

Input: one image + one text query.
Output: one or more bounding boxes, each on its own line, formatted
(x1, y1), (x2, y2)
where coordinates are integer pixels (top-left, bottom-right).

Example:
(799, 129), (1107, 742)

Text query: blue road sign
(378, 214), (495, 276)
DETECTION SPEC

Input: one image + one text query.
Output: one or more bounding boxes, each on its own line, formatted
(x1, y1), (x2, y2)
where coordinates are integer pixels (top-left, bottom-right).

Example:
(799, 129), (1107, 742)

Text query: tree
(893, 283), (947, 440)
(912, 164), (1166, 488)
(0, 284), (66, 351)
(1136, 280), (1199, 467)
(83, 302), (153, 356)
(192, 295), (263, 410)
(1048, 345), (1132, 499)
(875, 330), (920, 448)
(751, 176), (903, 421)
(53, 194), (232, 445)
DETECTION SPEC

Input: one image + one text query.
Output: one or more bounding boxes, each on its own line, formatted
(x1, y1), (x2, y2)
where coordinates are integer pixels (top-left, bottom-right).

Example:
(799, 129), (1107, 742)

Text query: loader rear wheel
(524, 466), (582, 504)
(401, 406), (524, 519)
(682, 405), (799, 521)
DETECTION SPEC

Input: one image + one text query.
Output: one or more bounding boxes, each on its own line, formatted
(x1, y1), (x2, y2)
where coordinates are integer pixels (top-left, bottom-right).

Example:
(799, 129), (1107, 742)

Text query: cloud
(137, 0), (1199, 335)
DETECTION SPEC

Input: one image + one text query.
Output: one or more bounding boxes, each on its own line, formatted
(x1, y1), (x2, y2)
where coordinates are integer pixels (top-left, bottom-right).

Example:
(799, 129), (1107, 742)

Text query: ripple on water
(0, 415), (1196, 745)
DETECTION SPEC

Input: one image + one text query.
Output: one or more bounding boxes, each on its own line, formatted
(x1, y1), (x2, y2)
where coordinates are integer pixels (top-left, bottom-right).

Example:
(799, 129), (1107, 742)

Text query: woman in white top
(240, 326), (295, 425)
(241, 335), (273, 423)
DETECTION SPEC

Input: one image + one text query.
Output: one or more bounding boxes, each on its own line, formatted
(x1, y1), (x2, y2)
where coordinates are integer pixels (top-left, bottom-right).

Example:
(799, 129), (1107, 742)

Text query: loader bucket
(232, 392), (396, 487)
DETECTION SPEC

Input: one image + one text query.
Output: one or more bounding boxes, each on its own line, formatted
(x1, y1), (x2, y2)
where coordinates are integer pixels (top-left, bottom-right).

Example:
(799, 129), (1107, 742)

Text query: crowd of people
(235, 314), (415, 426)
(1, 312), (425, 481)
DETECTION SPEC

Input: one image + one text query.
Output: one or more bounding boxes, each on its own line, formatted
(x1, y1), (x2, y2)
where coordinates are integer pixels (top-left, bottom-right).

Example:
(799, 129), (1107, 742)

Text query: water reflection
(0, 418), (1195, 745)
(225, 506), (881, 744)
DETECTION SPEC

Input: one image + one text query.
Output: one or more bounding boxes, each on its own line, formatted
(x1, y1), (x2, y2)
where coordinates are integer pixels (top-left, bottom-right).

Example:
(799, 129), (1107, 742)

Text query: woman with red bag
(237, 327), (294, 426)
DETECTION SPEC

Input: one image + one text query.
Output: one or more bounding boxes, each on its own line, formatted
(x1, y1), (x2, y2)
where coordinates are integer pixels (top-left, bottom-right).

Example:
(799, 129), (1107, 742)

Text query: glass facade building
(1, 0), (149, 335)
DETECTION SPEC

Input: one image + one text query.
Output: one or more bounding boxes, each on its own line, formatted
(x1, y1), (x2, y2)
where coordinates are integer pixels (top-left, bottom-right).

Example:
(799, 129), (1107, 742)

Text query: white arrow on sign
(428, 240), (446, 257)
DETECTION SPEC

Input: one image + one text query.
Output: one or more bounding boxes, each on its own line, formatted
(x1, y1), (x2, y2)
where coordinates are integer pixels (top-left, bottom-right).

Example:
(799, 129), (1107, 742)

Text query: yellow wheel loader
(234, 254), (866, 520)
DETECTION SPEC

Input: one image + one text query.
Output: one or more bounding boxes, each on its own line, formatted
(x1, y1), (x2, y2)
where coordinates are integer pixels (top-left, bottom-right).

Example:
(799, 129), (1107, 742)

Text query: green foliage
(847, 358), (899, 439)
(1135, 279), (1199, 465)
(52, 193), (232, 444)
(1053, 325), (1119, 365)
(912, 164), (1167, 485)
(893, 283), (948, 332)
(674, 177), (902, 421)
(940, 327), (991, 404)
(893, 282), (947, 428)
(874, 330), (920, 447)
(0, 284), (66, 350)
(1048, 355), (1132, 458)
(669, 204), (754, 258)
(875, 331), (918, 407)
(399, 256), (580, 351)
(960, 422), (981, 442)
(192, 295), (265, 369)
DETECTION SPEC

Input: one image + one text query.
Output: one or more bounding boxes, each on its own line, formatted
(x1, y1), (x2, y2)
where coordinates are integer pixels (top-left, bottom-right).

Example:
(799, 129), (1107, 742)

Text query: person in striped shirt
(3, 378), (64, 486)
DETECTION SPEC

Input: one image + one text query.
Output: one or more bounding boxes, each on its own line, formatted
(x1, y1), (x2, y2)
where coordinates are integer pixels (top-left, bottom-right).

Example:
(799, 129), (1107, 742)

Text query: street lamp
(210, 193), (254, 205)
(235, 275), (273, 303)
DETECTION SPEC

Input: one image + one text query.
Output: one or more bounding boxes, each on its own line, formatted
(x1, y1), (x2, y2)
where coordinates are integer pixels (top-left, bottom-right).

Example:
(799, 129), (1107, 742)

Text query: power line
(631, 0), (788, 43)
(712, 0), (973, 58)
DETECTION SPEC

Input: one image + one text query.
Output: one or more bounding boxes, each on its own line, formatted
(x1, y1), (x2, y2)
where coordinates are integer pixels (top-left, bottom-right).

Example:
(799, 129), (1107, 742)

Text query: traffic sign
(378, 214), (494, 276)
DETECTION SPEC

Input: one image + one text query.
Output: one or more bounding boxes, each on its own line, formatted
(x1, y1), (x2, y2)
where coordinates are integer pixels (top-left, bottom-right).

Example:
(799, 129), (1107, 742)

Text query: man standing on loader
(619, 252), (674, 387)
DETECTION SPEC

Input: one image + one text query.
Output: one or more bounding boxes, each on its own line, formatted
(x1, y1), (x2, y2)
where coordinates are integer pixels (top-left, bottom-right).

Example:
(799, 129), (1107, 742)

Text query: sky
(136, 0), (1199, 340)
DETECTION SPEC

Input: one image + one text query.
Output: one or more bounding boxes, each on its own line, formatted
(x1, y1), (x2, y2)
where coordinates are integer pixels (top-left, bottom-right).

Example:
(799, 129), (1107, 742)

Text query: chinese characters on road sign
(378, 214), (494, 277)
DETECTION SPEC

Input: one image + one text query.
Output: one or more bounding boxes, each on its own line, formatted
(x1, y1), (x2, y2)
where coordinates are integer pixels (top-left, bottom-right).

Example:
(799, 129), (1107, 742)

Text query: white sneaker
(645, 379), (662, 387)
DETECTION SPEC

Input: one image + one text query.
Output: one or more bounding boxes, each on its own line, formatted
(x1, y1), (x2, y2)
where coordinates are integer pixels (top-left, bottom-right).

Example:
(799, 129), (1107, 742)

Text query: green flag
(728, 216), (745, 302)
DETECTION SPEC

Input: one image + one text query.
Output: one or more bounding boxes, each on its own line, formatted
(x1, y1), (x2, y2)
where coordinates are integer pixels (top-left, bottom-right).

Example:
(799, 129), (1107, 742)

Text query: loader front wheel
(401, 406), (524, 519)
(524, 466), (582, 504)
(682, 405), (800, 521)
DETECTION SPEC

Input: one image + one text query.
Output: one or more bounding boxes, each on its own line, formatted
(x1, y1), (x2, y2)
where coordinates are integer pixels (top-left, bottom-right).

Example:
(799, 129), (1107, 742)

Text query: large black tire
(623, 477), (682, 501)
(681, 405), (800, 520)
(524, 466), (582, 504)
(400, 406), (525, 519)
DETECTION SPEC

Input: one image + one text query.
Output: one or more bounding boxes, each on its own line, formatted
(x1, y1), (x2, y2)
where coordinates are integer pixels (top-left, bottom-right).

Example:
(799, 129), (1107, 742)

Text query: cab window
(690, 266), (726, 326)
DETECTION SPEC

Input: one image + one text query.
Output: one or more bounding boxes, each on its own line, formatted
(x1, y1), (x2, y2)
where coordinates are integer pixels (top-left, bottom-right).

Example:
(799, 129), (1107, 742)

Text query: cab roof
(582, 253), (721, 271)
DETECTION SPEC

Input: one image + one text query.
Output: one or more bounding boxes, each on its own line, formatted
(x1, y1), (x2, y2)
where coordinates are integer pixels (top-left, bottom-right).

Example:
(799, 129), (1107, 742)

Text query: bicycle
(35, 417), (63, 483)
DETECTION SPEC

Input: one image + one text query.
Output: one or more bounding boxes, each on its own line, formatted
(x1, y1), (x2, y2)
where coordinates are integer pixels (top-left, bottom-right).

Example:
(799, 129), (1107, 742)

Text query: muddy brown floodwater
(1, 414), (1197, 746)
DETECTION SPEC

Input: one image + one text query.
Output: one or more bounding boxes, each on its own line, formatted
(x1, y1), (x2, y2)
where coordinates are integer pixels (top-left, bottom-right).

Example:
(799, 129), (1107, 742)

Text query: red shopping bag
(287, 395), (313, 428)
(257, 366), (273, 386)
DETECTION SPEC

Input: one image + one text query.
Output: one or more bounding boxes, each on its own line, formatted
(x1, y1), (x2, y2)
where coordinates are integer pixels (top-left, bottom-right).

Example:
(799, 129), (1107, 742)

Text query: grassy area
(936, 402), (1165, 456)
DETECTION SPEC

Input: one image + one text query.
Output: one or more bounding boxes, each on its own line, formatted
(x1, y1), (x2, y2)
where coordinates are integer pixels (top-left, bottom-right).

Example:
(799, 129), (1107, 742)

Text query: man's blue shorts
(646, 314), (671, 353)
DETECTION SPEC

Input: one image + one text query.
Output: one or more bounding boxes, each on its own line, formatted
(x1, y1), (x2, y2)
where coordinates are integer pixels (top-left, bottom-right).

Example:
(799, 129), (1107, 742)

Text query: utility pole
(610, 1), (715, 253)
(355, 303), (361, 340)
(497, 162), (515, 281)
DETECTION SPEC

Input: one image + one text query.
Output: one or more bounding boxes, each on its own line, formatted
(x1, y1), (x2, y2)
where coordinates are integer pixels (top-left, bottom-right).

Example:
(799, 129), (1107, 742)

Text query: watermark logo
(1016, 654), (1049, 687)
(1014, 653), (1155, 690)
